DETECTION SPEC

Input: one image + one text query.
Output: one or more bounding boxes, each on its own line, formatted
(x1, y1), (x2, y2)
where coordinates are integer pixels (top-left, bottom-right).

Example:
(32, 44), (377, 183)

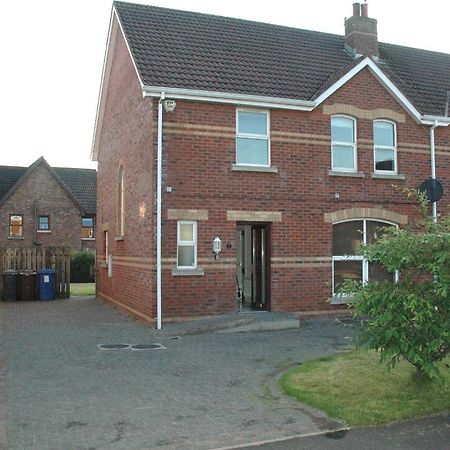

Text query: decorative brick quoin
(92, 1), (450, 325)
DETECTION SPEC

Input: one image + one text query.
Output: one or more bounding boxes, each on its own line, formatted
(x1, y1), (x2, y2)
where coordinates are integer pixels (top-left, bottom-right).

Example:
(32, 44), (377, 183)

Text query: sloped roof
(0, 162), (97, 215)
(113, 1), (450, 117)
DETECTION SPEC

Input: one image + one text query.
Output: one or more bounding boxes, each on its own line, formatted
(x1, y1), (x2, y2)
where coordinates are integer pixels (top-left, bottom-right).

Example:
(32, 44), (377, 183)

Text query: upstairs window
(236, 110), (270, 166)
(117, 166), (125, 237)
(82, 218), (95, 238)
(177, 221), (197, 269)
(374, 120), (397, 173)
(331, 116), (356, 172)
(9, 215), (23, 237)
(38, 215), (50, 231)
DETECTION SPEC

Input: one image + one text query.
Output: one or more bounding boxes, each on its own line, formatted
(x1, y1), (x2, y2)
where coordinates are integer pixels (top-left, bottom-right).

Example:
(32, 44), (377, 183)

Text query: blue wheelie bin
(38, 269), (56, 300)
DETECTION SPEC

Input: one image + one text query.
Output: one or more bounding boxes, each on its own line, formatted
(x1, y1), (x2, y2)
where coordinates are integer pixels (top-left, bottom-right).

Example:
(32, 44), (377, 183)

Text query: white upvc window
(236, 109), (270, 166)
(331, 116), (357, 172)
(374, 120), (397, 173)
(177, 221), (197, 269)
(117, 166), (125, 237)
(332, 219), (397, 296)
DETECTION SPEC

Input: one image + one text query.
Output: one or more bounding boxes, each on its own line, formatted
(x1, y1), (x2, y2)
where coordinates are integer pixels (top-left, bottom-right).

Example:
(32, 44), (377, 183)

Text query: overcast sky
(1, 0), (449, 169)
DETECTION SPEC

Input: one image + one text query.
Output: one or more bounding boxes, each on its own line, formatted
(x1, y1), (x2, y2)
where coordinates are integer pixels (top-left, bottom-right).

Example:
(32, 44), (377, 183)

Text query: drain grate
(98, 344), (130, 350)
(130, 343), (166, 350)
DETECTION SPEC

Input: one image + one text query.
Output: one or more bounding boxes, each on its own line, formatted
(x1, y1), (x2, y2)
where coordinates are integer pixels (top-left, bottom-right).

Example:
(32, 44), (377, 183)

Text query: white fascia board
(314, 57), (423, 123)
(142, 86), (315, 111)
(91, 7), (145, 161)
(421, 115), (450, 127)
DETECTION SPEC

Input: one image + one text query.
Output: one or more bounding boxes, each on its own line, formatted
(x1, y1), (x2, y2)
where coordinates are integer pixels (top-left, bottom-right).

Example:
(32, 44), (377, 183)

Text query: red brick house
(0, 157), (97, 251)
(92, 1), (450, 327)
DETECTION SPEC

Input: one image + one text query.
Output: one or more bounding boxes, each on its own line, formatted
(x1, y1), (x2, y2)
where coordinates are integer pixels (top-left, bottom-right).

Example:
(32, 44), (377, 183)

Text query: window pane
(331, 117), (354, 143)
(369, 262), (395, 283)
(375, 148), (395, 171)
(82, 218), (94, 227)
(334, 260), (363, 293)
(333, 221), (363, 255)
(236, 138), (269, 165)
(179, 223), (194, 241)
(178, 245), (195, 267)
(9, 215), (23, 237)
(366, 221), (394, 245)
(238, 111), (267, 135)
(374, 122), (394, 146)
(39, 216), (49, 230)
(332, 145), (355, 170)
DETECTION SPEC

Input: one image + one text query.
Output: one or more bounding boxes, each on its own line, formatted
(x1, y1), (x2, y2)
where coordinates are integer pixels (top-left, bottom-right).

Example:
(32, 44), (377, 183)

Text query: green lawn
(279, 350), (450, 426)
(70, 283), (96, 297)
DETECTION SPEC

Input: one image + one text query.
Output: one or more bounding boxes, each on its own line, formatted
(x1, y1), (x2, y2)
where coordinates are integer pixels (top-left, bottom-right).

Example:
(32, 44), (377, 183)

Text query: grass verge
(279, 350), (450, 426)
(70, 283), (95, 297)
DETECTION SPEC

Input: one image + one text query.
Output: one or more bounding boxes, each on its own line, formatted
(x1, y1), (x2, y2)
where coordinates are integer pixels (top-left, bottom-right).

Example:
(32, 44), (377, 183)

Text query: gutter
(156, 93), (165, 329)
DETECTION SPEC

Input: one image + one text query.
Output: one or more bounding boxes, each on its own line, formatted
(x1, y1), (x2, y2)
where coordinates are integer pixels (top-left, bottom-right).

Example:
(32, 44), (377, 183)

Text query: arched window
(117, 166), (124, 237)
(332, 219), (396, 296)
(374, 120), (397, 173)
(331, 116), (356, 172)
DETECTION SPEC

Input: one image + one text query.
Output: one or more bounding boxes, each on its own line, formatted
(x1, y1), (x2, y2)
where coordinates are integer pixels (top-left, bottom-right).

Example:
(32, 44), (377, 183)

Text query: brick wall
(0, 163), (83, 250)
(96, 31), (450, 321)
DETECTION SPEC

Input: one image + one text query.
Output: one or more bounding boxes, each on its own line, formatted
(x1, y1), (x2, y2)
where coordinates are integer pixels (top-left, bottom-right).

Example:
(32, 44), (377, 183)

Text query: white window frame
(236, 108), (271, 167)
(331, 115), (357, 172)
(332, 218), (398, 296)
(373, 120), (397, 174)
(177, 221), (197, 269)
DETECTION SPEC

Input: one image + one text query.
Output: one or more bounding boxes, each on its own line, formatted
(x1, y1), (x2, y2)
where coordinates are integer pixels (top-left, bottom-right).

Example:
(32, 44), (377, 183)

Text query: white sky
(1, 0), (449, 169)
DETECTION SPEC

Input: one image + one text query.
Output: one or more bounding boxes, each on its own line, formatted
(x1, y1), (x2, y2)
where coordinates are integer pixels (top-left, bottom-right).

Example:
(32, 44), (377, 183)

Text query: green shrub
(71, 250), (95, 283)
(344, 194), (450, 382)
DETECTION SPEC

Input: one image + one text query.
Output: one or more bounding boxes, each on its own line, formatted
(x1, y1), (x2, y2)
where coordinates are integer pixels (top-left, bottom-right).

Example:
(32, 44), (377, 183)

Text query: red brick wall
(0, 163), (84, 249)
(97, 38), (450, 320)
(95, 19), (155, 320)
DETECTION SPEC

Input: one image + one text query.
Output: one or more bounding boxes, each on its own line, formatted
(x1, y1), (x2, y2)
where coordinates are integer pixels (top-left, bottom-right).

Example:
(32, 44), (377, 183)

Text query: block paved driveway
(0, 298), (355, 450)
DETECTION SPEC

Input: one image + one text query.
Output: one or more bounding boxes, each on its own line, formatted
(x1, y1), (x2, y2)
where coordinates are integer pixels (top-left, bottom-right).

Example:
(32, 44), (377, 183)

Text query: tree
(344, 195), (450, 381)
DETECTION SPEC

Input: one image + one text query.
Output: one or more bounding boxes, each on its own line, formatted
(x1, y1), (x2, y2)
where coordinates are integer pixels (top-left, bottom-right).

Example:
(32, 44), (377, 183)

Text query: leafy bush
(345, 196), (450, 382)
(71, 250), (95, 283)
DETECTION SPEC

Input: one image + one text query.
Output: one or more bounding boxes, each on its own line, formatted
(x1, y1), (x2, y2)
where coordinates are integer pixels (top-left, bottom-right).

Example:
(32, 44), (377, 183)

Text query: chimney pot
(361, 3), (368, 17)
(352, 3), (361, 16)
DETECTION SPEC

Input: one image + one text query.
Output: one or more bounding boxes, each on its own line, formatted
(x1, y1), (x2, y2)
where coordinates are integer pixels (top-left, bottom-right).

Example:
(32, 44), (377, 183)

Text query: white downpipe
(430, 121), (438, 221)
(156, 92), (165, 329)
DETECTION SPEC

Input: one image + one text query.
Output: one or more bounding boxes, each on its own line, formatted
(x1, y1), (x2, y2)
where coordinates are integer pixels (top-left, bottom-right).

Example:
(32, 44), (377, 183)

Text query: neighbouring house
(92, 1), (450, 325)
(0, 157), (97, 251)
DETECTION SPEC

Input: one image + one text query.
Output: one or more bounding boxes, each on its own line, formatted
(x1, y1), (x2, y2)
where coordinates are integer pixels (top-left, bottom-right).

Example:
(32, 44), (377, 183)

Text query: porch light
(213, 236), (222, 260)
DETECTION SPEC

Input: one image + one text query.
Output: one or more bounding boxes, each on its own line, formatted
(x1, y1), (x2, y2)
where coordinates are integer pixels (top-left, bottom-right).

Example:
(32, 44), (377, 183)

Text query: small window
(9, 215), (23, 237)
(331, 116), (356, 171)
(82, 218), (95, 238)
(374, 120), (397, 173)
(117, 166), (125, 236)
(104, 230), (109, 261)
(177, 221), (197, 269)
(236, 110), (270, 166)
(38, 215), (50, 231)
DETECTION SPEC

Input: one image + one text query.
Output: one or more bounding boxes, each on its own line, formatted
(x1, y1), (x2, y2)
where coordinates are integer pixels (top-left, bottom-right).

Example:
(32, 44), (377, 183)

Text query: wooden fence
(0, 247), (71, 298)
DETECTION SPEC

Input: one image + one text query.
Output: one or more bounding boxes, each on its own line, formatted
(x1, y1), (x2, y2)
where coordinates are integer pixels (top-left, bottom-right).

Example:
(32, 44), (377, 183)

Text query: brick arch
(324, 208), (408, 225)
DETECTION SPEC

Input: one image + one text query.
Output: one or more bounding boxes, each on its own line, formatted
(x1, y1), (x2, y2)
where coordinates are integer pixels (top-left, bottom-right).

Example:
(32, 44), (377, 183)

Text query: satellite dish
(418, 178), (444, 203)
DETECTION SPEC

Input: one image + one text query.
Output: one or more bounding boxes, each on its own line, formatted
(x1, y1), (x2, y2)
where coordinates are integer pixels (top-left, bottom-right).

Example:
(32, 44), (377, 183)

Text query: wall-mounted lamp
(213, 236), (222, 260)
(163, 99), (176, 112)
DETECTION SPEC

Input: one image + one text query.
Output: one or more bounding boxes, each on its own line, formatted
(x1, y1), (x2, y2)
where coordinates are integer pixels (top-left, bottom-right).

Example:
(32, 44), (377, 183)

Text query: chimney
(345, 2), (378, 58)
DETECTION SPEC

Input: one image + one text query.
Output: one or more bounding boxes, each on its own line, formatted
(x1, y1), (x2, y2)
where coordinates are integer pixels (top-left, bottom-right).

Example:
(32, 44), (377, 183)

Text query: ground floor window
(332, 219), (395, 295)
(177, 221), (197, 269)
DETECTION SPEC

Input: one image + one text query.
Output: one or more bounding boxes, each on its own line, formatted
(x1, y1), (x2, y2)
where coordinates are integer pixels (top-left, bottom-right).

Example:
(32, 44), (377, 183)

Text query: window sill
(82, 238), (95, 241)
(370, 173), (406, 180)
(115, 236), (124, 241)
(329, 296), (352, 305)
(328, 170), (365, 178)
(8, 236), (24, 240)
(232, 164), (278, 173)
(37, 230), (51, 233)
(172, 268), (205, 276)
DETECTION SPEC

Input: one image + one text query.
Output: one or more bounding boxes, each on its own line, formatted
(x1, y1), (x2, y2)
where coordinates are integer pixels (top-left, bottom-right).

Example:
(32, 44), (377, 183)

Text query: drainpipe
(156, 92), (165, 329)
(429, 121), (438, 221)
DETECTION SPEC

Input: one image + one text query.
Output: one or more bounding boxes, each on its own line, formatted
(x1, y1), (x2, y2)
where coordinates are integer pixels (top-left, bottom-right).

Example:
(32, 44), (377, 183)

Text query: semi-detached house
(92, 1), (450, 327)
